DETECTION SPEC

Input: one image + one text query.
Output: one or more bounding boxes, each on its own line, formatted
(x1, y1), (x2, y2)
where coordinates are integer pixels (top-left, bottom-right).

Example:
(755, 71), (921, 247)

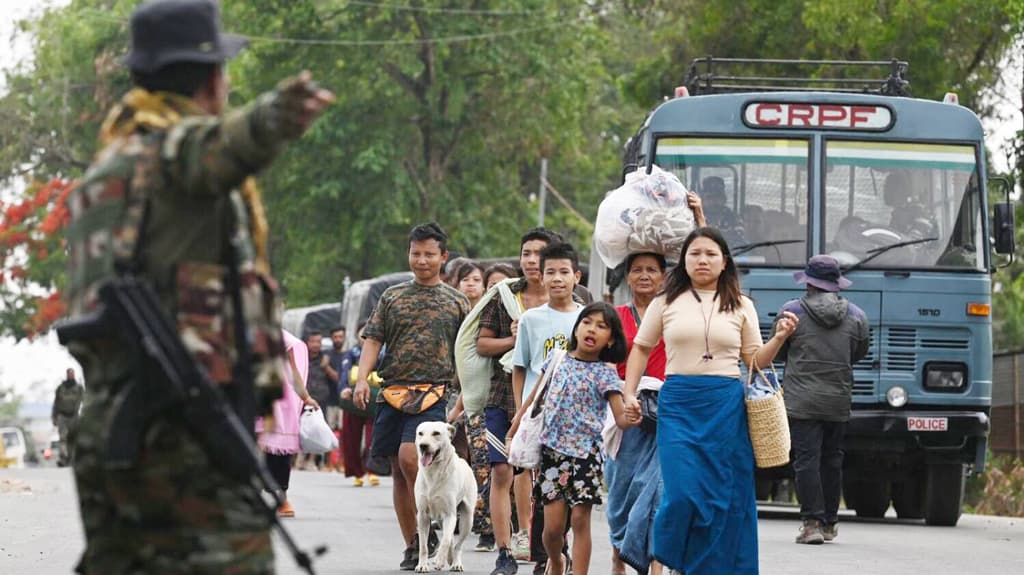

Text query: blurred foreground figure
(60, 0), (333, 573)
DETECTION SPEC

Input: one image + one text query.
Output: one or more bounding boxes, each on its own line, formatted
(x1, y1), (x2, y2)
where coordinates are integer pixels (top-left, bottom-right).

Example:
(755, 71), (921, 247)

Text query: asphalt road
(2, 467), (1023, 574)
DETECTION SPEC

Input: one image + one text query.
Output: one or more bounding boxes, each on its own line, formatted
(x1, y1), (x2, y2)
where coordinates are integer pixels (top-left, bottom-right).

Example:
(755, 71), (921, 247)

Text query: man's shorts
(484, 407), (512, 465)
(370, 399), (446, 459)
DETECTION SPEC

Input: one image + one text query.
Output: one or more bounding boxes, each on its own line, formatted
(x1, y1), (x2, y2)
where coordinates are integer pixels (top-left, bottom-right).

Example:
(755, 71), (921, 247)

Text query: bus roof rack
(684, 57), (910, 97)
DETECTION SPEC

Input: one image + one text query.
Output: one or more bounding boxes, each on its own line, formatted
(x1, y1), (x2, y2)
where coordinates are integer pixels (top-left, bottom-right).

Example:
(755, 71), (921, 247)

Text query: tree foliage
(0, 0), (1022, 339)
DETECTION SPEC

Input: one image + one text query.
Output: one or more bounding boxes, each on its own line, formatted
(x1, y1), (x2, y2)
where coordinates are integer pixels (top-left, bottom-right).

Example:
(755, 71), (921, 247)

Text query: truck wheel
(924, 464), (965, 526)
(845, 479), (890, 518)
(892, 473), (926, 520)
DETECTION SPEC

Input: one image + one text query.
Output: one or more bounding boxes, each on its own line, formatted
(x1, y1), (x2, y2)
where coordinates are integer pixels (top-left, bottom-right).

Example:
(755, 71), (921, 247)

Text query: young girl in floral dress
(510, 301), (638, 575)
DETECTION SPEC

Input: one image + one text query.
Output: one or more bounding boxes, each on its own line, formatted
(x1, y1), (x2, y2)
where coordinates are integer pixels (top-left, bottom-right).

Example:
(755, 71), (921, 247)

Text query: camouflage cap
(123, 0), (248, 73)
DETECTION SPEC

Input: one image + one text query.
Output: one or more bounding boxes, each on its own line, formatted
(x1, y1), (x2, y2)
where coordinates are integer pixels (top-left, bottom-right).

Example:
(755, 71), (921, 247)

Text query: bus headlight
(886, 386), (908, 407)
(924, 362), (967, 391)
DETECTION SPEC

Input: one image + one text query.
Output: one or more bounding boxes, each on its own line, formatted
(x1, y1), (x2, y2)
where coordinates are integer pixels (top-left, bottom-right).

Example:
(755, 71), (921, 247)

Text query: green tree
(0, 0), (632, 331)
(2, 0), (1023, 339)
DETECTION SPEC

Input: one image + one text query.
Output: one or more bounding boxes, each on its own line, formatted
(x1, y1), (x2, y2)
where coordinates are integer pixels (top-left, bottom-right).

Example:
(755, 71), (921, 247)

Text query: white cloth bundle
(594, 165), (697, 268)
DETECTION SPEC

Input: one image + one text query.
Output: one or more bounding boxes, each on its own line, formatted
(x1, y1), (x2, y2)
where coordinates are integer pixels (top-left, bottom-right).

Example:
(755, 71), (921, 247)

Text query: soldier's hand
(275, 71), (336, 139)
(354, 379), (371, 410)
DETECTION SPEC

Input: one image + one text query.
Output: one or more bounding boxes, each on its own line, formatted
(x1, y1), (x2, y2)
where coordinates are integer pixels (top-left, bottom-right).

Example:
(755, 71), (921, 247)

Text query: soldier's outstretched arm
(163, 71), (335, 196)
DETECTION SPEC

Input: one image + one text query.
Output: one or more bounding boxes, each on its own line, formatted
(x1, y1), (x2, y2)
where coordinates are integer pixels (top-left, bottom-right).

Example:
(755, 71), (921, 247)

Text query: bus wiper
(844, 237), (938, 272)
(732, 239), (805, 257)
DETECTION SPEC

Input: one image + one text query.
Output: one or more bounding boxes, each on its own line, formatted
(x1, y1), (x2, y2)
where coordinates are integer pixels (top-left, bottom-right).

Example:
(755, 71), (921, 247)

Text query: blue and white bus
(591, 58), (1016, 526)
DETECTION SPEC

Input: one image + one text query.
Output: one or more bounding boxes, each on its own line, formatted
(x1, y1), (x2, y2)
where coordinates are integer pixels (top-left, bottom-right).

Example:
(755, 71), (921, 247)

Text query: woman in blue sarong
(621, 228), (799, 575)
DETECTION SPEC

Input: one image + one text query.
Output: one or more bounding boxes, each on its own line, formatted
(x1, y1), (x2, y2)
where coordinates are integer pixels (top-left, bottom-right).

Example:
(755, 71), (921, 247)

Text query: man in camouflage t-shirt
(354, 222), (470, 570)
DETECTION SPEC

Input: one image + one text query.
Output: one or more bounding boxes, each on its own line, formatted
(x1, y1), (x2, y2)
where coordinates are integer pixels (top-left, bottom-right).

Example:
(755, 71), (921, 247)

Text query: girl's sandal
(543, 554), (571, 575)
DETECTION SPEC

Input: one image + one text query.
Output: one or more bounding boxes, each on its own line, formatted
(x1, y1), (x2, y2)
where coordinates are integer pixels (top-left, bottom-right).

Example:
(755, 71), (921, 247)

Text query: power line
(246, 21), (573, 46)
(70, 8), (581, 48)
(342, 1), (538, 16)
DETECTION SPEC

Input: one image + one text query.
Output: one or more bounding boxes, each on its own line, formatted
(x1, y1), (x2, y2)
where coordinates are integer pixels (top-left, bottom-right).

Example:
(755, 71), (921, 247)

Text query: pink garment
(256, 330), (309, 455)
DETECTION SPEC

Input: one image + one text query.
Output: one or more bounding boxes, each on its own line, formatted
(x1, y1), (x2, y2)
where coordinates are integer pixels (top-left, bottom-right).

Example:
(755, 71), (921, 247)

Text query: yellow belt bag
(380, 383), (446, 414)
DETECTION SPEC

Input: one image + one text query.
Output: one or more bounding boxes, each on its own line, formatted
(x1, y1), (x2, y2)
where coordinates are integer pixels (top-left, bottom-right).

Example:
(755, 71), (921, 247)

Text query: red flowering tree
(0, 178), (74, 338)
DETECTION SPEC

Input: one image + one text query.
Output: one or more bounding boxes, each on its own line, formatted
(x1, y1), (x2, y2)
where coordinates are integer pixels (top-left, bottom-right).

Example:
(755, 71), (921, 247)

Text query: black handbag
(629, 304), (659, 435)
(639, 388), (659, 434)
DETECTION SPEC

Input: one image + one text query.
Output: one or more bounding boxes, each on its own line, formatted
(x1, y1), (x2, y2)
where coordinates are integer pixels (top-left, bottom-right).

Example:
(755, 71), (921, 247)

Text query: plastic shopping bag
(594, 164), (696, 268)
(299, 407), (338, 454)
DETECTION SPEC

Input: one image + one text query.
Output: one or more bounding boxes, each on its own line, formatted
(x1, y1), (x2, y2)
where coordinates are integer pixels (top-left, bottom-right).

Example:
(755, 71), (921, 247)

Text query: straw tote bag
(744, 359), (791, 468)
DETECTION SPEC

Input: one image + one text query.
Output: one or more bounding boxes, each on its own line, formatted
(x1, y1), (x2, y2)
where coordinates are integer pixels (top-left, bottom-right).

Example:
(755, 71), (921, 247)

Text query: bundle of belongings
(594, 165), (697, 269)
(455, 278), (521, 416)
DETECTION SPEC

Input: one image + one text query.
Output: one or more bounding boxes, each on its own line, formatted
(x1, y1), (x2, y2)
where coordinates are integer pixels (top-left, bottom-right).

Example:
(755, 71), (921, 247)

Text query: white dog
(414, 421), (478, 572)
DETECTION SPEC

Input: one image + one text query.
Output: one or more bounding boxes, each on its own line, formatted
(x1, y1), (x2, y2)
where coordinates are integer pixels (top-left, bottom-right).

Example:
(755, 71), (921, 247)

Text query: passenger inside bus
(699, 176), (745, 244)
(884, 171), (937, 239)
(741, 204), (766, 243)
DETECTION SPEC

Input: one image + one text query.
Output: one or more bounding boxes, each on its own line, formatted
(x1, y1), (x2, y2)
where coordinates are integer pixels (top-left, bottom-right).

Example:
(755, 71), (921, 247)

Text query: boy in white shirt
(511, 242), (584, 573)
(512, 242), (585, 407)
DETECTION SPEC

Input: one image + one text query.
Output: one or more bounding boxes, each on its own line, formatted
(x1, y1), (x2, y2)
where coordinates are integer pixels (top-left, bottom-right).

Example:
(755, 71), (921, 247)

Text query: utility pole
(537, 157), (548, 227)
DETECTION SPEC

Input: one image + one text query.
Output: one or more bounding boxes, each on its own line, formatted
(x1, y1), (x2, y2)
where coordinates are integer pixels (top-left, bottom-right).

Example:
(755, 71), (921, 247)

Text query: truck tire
(891, 473), (926, 520)
(924, 463), (965, 526)
(843, 478), (890, 518)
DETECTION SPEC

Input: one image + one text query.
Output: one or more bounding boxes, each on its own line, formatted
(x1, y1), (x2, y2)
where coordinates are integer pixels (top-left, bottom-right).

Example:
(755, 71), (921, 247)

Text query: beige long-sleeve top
(634, 288), (762, 378)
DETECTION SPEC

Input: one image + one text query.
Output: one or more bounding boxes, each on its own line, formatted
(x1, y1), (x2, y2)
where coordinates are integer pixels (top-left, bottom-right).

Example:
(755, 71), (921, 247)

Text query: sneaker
(276, 500), (295, 518)
(368, 473), (380, 486)
(353, 476), (364, 487)
(510, 530), (530, 561)
(476, 533), (496, 552)
(490, 547), (518, 575)
(428, 529), (439, 557)
(400, 540), (418, 571)
(795, 518), (825, 545)
(821, 522), (838, 542)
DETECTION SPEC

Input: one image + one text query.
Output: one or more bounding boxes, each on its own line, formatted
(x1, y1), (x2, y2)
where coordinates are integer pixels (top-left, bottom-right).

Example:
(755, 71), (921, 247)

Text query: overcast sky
(0, 2), (1021, 403)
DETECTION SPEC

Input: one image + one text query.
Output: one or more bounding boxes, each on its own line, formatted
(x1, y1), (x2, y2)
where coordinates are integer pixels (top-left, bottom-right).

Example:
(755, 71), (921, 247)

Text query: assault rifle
(56, 276), (326, 574)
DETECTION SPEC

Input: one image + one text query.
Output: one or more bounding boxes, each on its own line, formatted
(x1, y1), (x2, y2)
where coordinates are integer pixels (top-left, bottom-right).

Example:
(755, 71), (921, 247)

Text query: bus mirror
(990, 176), (1015, 258)
(994, 202), (1015, 255)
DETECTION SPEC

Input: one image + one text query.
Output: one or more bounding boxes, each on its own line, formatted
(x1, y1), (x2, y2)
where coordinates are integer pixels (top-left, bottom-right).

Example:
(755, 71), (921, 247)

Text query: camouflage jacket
(53, 380), (84, 418)
(65, 88), (297, 413)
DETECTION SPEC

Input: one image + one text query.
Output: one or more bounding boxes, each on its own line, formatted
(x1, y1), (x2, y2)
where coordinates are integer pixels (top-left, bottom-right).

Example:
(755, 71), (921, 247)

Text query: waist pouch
(379, 383), (446, 414)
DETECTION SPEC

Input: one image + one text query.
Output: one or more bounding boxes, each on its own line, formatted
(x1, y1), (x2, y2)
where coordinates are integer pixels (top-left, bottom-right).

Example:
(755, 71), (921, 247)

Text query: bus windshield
(655, 137), (810, 266)
(823, 141), (984, 271)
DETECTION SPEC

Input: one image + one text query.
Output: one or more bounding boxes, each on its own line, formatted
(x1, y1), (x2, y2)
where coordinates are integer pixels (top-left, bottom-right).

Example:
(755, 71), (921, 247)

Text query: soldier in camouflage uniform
(52, 368), (84, 467)
(61, 1), (334, 573)
(354, 222), (471, 570)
